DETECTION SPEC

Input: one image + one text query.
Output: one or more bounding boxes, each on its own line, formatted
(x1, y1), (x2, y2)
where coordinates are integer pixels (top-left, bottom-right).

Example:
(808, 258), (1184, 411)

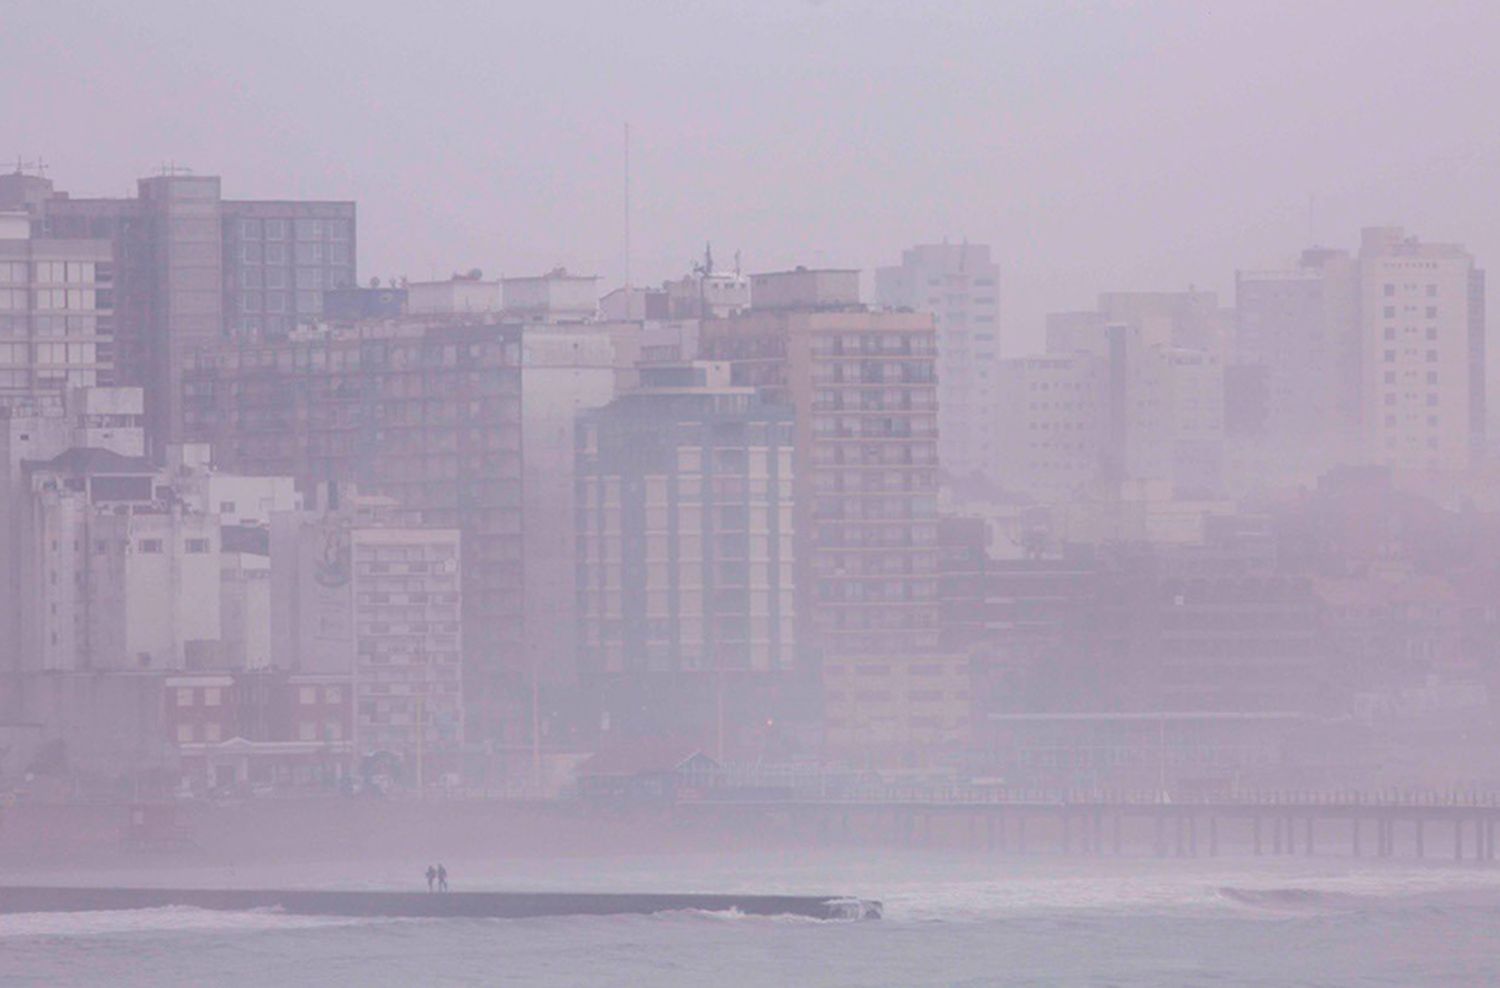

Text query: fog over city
(8, 2), (1500, 986)
(10, 2), (1500, 360)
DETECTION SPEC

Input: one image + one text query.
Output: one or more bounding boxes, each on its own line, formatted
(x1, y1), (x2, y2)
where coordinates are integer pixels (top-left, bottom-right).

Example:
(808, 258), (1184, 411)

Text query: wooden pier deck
(678, 789), (1500, 862)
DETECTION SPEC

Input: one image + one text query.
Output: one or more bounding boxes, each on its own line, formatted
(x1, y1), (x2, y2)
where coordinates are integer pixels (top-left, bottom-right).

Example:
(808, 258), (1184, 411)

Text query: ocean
(4, 851), (1500, 986)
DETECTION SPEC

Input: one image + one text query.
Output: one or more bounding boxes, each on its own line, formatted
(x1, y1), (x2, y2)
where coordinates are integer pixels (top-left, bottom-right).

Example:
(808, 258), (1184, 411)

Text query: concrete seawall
(0, 886), (881, 921)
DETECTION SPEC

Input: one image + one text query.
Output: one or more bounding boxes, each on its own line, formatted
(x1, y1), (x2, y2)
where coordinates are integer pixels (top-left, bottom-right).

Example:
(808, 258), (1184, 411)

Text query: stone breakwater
(0, 885), (882, 921)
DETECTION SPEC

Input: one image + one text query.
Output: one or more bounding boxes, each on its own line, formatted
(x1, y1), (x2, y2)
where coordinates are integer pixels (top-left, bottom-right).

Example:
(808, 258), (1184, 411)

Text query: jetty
(0, 886), (880, 921)
(678, 787), (1500, 862)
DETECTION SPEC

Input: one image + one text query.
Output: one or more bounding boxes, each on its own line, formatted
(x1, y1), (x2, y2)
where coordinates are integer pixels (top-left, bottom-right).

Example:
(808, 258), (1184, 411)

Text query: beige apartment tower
(703, 272), (967, 758)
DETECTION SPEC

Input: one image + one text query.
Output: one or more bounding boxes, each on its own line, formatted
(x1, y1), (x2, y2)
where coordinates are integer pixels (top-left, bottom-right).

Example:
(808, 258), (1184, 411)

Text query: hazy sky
(6, 0), (1500, 353)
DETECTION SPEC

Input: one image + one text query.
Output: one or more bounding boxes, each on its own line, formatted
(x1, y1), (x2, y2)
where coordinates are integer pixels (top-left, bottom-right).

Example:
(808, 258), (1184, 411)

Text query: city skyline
(7, 2), (1500, 368)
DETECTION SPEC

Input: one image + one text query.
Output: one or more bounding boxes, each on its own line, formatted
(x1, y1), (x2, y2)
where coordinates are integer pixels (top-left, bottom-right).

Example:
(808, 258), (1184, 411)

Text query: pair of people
(425, 863), (449, 892)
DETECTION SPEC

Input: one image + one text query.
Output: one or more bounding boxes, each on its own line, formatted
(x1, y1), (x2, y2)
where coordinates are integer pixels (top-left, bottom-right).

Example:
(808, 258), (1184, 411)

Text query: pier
(0, 886), (881, 921)
(677, 789), (1500, 862)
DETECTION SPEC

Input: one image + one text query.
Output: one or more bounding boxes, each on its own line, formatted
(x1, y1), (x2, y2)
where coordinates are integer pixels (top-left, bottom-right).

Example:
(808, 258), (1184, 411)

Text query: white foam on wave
(658, 907), (831, 925)
(859, 861), (1500, 923)
(0, 905), (377, 939)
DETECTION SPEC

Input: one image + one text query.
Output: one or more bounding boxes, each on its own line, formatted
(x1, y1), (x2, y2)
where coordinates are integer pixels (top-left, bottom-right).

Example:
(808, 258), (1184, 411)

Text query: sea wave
(1215, 886), (1366, 912)
(0, 904), (375, 939)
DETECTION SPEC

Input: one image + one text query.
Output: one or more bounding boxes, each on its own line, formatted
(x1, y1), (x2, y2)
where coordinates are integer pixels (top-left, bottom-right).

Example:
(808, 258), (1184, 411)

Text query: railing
(684, 785), (1500, 809)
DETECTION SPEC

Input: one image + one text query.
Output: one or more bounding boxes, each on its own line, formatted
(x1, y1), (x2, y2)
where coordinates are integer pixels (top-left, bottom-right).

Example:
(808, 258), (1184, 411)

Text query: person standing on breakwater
(426, 865), (437, 892)
(437, 864), (448, 892)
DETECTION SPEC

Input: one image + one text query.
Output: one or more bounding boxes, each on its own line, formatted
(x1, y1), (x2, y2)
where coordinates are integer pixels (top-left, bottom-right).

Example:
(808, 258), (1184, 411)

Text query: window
(1384, 284), (1395, 297)
(203, 723), (221, 742)
(300, 686), (317, 705)
(204, 687), (221, 706)
(299, 721), (317, 741)
(220, 501), (236, 514)
(324, 686), (342, 703)
(177, 724), (194, 743)
(177, 688), (194, 706)
(185, 538), (210, 553)
(325, 721), (343, 741)
(139, 538), (164, 553)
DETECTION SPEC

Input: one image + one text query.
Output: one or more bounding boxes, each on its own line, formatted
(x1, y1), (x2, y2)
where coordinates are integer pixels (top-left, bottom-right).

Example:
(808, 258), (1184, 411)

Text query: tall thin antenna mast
(623, 123), (632, 288)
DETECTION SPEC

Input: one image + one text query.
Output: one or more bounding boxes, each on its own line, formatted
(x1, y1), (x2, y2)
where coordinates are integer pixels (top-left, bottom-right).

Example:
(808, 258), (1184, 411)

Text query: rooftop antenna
(623, 123), (632, 289)
(11, 157), (47, 177)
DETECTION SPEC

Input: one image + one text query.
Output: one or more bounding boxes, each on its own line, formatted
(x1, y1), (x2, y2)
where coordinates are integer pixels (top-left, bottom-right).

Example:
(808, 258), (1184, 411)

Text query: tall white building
(1357, 227), (1484, 473)
(0, 387), (145, 672)
(518, 327), (625, 691)
(14, 437), (299, 674)
(992, 353), (1109, 503)
(876, 244), (1000, 481)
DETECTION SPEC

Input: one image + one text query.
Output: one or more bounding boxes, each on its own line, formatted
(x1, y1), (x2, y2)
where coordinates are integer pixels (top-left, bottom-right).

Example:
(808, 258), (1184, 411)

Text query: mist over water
(9, 2), (1500, 985)
(9, 852), (1500, 987)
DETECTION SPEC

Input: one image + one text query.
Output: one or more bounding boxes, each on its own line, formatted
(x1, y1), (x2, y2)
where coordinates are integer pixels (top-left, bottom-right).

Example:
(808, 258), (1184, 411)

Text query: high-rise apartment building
(992, 353), (1110, 502)
(1040, 292), (1227, 499)
(702, 270), (965, 756)
(576, 362), (796, 753)
(1357, 227), (1484, 473)
(1001, 317), (1224, 502)
(0, 168), (355, 445)
(876, 244), (1000, 482)
(0, 212), (115, 405)
(1232, 248), (1361, 486)
(1047, 290), (1228, 356)
(181, 319), (522, 741)
(520, 328), (622, 692)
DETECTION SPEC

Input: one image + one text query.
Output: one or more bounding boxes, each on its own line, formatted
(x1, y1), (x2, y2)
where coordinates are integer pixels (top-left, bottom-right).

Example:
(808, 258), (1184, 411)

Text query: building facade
(576, 363), (796, 754)
(702, 272), (965, 757)
(875, 244), (1000, 482)
(0, 211), (116, 405)
(1357, 226), (1485, 473)
(270, 492), (464, 780)
(182, 320), (522, 741)
(19, 445), (238, 673)
(0, 168), (356, 444)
